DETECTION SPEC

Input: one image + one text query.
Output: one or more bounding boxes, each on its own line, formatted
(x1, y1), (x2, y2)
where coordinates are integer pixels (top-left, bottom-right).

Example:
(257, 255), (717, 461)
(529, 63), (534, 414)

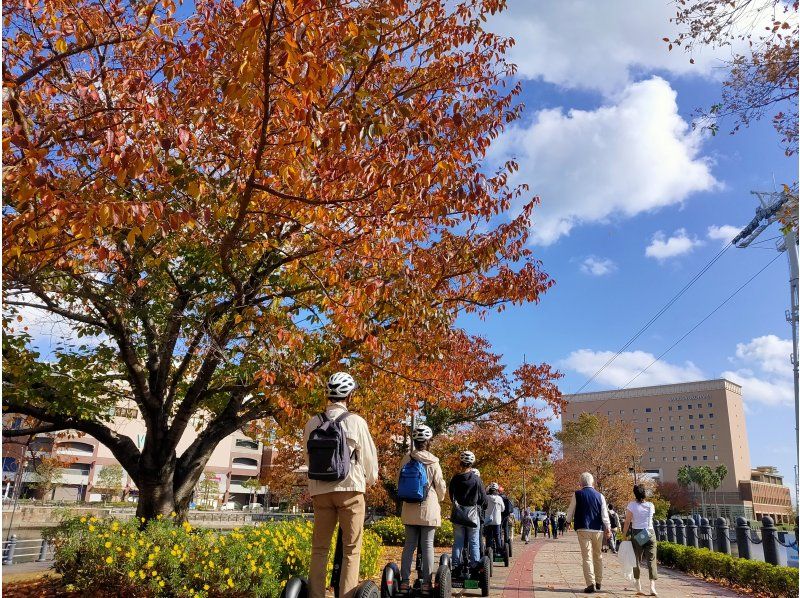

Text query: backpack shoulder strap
(334, 411), (351, 424)
(317, 413), (330, 425)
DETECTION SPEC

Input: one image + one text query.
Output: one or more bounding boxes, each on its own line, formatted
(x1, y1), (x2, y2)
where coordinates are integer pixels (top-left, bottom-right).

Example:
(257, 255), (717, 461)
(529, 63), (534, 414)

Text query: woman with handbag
(448, 451), (488, 572)
(621, 484), (658, 596)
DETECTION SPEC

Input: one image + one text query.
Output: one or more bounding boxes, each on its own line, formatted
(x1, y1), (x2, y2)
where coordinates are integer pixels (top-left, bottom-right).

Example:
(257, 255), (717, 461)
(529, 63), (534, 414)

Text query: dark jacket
(500, 494), (513, 522)
(448, 470), (488, 508)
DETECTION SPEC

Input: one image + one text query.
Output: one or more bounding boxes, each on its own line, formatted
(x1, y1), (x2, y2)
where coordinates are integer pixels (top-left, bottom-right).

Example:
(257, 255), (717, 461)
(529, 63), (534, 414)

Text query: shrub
(368, 517), (453, 547)
(50, 515), (382, 597)
(658, 541), (797, 597)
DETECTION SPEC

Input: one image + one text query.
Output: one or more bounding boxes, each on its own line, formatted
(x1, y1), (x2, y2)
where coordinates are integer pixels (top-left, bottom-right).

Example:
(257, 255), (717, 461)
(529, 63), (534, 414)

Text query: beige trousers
(310, 491), (366, 598)
(576, 530), (604, 587)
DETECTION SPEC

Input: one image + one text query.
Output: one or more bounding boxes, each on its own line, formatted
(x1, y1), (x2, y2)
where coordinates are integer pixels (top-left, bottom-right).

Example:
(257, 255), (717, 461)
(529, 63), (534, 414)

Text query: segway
(380, 532), (451, 598)
(503, 517), (513, 558)
(281, 529), (379, 598)
(486, 527), (509, 568)
(448, 513), (490, 596)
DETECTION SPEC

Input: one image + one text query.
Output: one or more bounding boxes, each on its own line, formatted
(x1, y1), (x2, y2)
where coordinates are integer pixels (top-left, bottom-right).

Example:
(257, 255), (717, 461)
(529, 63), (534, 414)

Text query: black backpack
(307, 412), (352, 481)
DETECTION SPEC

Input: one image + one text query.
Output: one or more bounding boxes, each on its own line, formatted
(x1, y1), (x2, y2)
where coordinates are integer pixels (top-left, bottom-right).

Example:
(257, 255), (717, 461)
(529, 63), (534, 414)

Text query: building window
(645, 408), (652, 413)
(709, 413), (714, 418)
(714, 456), (719, 461)
(689, 415), (694, 420)
(635, 428), (640, 433)
(633, 419), (638, 423)
(646, 417), (652, 422)
(661, 446), (665, 452)
(691, 446), (696, 451)
(649, 457), (655, 462)
(711, 434), (717, 439)
(232, 457), (259, 469)
(698, 414), (704, 419)
(707, 402), (713, 408)
(699, 424), (705, 429)
(687, 404), (693, 410)
(620, 410), (624, 414)
(670, 426), (675, 431)
(663, 457), (668, 462)
(659, 407), (663, 412)
(669, 406), (673, 411)
(647, 437), (653, 442)
(678, 416), (682, 421)
(633, 409), (638, 414)
(701, 445), (707, 450)
(572, 414), (576, 419)
(661, 437), (665, 441)
(692, 456), (698, 461)
(677, 405), (682, 411)
(679, 426), (684, 430)
(648, 447), (653, 452)
(689, 425), (694, 430)
(607, 410), (612, 415)
(647, 427), (653, 432)
(712, 445), (717, 450)
(235, 439), (259, 450)
(659, 427), (664, 432)
(700, 434), (705, 439)
(682, 457), (687, 461)
(659, 417), (664, 421)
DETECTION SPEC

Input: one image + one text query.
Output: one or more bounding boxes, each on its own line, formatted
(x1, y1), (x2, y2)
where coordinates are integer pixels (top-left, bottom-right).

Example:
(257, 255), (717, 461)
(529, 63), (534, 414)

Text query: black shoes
(595, 583), (601, 590)
(584, 585), (595, 593)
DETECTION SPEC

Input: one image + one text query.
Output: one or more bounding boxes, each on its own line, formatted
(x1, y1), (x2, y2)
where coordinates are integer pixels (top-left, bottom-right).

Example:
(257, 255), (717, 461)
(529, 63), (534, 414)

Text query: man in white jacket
(303, 373), (378, 598)
(484, 482), (505, 553)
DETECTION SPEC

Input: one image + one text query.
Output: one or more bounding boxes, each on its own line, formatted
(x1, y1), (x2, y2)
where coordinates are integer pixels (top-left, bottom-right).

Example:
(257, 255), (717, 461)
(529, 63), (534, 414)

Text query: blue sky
(458, 1), (798, 495)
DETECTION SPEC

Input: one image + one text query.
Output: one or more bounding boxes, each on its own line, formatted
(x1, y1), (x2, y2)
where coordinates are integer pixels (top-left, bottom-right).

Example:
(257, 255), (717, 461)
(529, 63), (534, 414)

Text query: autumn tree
(667, 0), (799, 154)
(94, 464), (124, 501)
(2, 0), (561, 520)
(656, 481), (696, 516)
(555, 413), (642, 510)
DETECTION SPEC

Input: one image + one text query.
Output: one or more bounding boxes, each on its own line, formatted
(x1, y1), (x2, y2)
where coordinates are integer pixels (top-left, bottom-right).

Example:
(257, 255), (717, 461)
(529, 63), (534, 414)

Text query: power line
(621, 252), (782, 390)
(572, 241), (733, 394)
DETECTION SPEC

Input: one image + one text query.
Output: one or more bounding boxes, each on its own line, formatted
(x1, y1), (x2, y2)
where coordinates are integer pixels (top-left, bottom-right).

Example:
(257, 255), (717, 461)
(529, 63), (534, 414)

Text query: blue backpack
(397, 457), (429, 503)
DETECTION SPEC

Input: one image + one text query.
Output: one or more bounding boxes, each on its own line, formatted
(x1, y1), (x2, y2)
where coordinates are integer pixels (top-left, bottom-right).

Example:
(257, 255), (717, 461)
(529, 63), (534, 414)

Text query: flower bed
(657, 541), (798, 598)
(48, 516), (382, 597)
(368, 516), (453, 547)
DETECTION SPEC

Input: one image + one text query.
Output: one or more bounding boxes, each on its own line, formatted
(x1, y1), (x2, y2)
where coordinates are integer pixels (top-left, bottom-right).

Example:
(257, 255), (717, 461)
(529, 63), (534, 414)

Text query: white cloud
(707, 224), (741, 245)
(580, 256), (617, 276)
(488, 78), (718, 245)
(645, 228), (703, 260)
(488, 1), (765, 95)
(561, 349), (704, 389)
(722, 335), (793, 406)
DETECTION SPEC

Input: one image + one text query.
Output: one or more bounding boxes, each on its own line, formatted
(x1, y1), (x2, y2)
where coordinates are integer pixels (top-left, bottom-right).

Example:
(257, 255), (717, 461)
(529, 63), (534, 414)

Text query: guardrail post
(37, 538), (50, 562)
(659, 520), (667, 541)
(3, 535), (17, 565)
(714, 517), (730, 554)
(653, 520), (661, 541)
(685, 517), (698, 548)
(761, 516), (780, 565)
(698, 518), (713, 550)
(736, 517), (751, 559)
(674, 517), (685, 545)
(666, 518), (675, 543)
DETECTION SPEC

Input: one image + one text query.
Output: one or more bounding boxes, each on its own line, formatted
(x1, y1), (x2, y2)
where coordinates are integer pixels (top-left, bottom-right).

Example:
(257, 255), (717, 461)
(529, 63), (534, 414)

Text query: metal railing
(2, 536), (55, 565)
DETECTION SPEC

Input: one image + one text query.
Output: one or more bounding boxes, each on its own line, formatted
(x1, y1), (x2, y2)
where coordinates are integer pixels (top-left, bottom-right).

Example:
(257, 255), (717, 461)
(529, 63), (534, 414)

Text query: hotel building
(562, 379), (793, 523)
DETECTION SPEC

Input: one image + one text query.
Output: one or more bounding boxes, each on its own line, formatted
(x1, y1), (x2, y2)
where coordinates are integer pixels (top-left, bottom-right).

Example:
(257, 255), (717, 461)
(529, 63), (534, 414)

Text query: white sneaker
(649, 581), (657, 596)
(634, 579), (642, 595)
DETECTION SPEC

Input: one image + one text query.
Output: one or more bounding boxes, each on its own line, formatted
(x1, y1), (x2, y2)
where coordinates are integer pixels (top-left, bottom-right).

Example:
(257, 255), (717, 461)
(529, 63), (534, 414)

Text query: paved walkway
(462, 533), (745, 598)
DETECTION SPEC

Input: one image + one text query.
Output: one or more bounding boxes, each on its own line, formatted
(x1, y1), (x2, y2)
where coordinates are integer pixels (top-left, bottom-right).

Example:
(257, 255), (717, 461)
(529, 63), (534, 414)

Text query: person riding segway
(381, 424), (451, 598)
(484, 483), (508, 567)
(281, 372), (379, 598)
(498, 486), (514, 559)
(447, 451), (491, 596)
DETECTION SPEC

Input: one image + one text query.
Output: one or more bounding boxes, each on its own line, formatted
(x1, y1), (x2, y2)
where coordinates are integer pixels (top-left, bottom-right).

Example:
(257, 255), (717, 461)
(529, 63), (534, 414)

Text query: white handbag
(617, 540), (636, 581)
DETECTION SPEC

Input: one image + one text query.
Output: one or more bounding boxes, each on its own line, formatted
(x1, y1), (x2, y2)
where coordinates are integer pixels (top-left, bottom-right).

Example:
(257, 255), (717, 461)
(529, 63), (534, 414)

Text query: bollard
(3, 535), (17, 565)
(699, 518), (713, 550)
(666, 518), (676, 543)
(685, 517), (699, 548)
(674, 517), (686, 545)
(761, 516), (780, 565)
(656, 520), (664, 542)
(37, 539), (50, 562)
(736, 517), (751, 560)
(714, 517), (730, 554)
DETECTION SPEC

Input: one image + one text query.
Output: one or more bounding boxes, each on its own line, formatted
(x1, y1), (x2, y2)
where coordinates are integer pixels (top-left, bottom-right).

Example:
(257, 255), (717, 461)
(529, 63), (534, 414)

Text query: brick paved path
(448, 532), (746, 597)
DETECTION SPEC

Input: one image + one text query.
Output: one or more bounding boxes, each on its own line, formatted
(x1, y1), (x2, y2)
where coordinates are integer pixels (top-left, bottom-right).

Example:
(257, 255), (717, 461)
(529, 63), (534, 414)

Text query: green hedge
(368, 517), (454, 547)
(50, 516), (382, 597)
(658, 542), (798, 598)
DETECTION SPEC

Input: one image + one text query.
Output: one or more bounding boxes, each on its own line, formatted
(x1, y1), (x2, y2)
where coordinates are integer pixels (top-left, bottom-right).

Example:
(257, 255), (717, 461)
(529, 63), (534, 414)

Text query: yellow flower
(88, 525), (95, 532)
(90, 517), (97, 523)
(203, 584), (210, 590)
(104, 541), (112, 548)
(159, 580), (165, 588)
(128, 571), (135, 579)
(139, 570), (146, 579)
(141, 517), (146, 523)
(154, 546), (161, 553)
(152, 571), (158, 577)
(224, 568), (230, 575)
(80, 517), (87, 523)
(227, 578), (234, 588)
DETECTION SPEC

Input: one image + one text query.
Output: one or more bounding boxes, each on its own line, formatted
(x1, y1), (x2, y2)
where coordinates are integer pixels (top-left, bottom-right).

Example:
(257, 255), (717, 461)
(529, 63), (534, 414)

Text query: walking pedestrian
(521, 509), (532, 544)
(542, 514), (550, 538)
(304, 373), (378, 598)
(550, 512), (558, 539)
(606, 505), (619, 554)
(565, 472), (612, 594)
(621, 485), (658, 596)
(397, 425), (447, 594)
(558, 513), (566, 535)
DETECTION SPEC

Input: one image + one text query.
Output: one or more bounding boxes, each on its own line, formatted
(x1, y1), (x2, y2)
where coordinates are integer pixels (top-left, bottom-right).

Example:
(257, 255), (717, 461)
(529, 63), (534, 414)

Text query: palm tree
(677, 465), (695, 515)
(713, 465), (728, 517)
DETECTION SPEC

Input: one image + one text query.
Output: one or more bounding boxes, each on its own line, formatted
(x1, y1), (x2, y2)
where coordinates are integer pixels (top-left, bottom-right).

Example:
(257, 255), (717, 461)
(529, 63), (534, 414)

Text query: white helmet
(488, 482), (499, 492)
(412, 425), (433, 441)
(327, 372), (357, 399)
(459, 451), (476, 465)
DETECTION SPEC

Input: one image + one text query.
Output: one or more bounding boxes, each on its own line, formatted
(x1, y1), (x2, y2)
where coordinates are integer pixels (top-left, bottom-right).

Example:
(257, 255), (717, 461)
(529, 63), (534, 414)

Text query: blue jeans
(452, 523), (480, 566)
(485, 524), (502, 552)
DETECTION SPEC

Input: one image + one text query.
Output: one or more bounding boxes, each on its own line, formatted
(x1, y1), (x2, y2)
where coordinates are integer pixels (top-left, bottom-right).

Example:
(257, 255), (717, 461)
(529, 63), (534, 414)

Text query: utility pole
(733, 189), (799, 502)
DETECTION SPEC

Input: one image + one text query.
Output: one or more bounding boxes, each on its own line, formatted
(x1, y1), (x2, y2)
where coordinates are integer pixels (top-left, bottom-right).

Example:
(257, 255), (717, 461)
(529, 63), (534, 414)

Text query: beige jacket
(399, 450), (447, 527)
(303, 402), (378, 497)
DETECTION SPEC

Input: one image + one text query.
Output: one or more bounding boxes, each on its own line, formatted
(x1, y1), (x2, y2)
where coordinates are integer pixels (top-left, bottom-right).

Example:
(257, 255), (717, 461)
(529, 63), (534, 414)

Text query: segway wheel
(280, 577), (308, 598)
(439, 553), (451, 569)
(485, 547), (493, 577)
(507, 538), (513, 558)
(435, 564), (451, 598)
(381, 563), (400, 598)
(503, 545), (510, 567)
(479, 556), (491, 597)
(354, 580), (380, 598)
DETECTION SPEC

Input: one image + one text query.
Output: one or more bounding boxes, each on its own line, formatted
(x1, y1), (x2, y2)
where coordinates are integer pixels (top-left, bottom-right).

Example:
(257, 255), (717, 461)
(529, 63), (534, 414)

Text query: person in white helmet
(484, 482), (505, 553)
(303, 372), (378, 598)
(397, 424), (446, 592)
(448, 451), (488, 570)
